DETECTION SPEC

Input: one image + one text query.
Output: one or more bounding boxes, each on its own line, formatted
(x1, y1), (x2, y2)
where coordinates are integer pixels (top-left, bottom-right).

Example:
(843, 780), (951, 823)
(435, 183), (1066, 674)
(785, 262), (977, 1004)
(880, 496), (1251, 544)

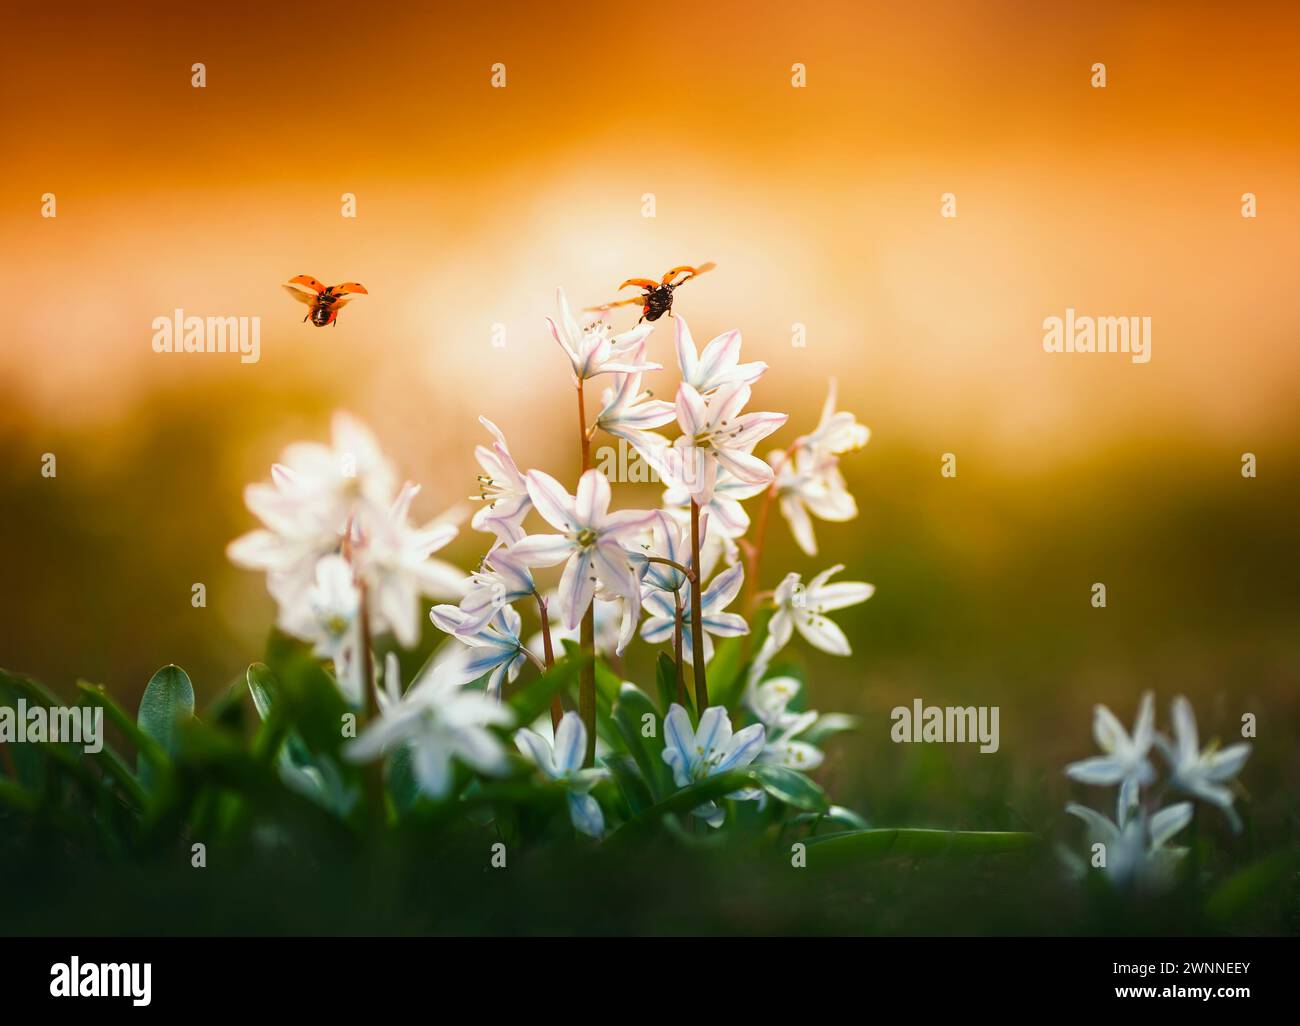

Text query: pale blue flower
(641, 563), (748, 665)
(1065, 800), (1193, 892)
(661, 703), (765, 827)
(515, 712), (609, 837)
(429, 603), (529, 696)
(1157, 696), (1252, 832)
(1065, 692), (1157, 822)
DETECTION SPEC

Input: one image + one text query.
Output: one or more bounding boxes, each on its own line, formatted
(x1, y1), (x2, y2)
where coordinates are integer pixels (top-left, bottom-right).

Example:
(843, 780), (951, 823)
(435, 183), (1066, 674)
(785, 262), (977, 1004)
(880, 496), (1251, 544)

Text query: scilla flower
(1158, 696), (1252, 832)
(747, 676), (826, 773)
(1065, 693), (1157, 823)
(772, 380), (868, 557)
(548, 288), (659, 383)
(448, 546), (536, 636)
(508, 469), (656, 653)
(673, 317), (767, 394)
(640, 562), (748, 665)
(227, 412), (397, 612)
(470, 417), (532, 545)
(515, 712), (609, 837)
(756, 565), (875, 665)
(662, 703), (766, 827)
(595, 344), (677, 468)
(1064, 801), (1193, 892)
(360, 482), (465, 648)
(277, 554), (365, 706)
(345, 658), (513, 800)
(664, 382), (786, 506)
(429, 603), (532, 696)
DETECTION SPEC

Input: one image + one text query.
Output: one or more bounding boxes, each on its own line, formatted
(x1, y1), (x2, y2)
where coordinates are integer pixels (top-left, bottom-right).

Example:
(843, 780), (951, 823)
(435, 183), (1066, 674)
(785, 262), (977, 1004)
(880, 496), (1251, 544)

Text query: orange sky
(2, 0), (1298, 467)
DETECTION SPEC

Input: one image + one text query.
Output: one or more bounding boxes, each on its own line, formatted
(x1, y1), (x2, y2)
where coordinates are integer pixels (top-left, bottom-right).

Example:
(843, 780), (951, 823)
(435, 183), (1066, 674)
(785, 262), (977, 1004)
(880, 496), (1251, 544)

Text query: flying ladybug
(587, 262), (715, 323)
(282, 275), (368, 327)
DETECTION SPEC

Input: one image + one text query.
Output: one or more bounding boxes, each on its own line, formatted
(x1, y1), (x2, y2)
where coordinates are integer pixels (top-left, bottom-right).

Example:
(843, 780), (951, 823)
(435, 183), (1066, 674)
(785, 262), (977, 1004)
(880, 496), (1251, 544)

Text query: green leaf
(613, 769), (758, 839)
(802, 713), (860, 746)
(0, 669), (63, 710)
(386, 744), (420, 815)
(789, 805), (870, 832)
(1205, 851), (1300, 925)
(752, 764), (829, 813)
(77, 681), (170, 778)
(706, 636), (748, 710)
(246, 662), (277, 721)
(134, 665), (195, 785)
(654, 653), (675, 714)
(137, 665), (195, 755)
(603, 753), (653, 816)
(271, 652), (350, 758)
(802, 827), (1040, 863)
(612, 683), (673, 800)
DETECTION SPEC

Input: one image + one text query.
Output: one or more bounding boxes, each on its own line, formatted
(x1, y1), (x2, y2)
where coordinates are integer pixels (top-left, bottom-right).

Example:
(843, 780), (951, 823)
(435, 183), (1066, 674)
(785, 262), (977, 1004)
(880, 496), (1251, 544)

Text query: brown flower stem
(673, 590), (686, 705)
(576, 380), (591, 472)
(689, 499), (708, 710)
(645, 555), (696, 583)
(536, 593), (562, 730)
(577, 379), (596, 765)
(743, 441), (801, 618)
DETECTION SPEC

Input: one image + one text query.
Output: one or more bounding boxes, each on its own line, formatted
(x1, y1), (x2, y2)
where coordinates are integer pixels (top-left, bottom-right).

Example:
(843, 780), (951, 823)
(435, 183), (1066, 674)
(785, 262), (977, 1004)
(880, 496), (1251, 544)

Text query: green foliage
(2, 644), (1287, 937)
(136, 664), (195, 786)
(803, 827), (1041, 863)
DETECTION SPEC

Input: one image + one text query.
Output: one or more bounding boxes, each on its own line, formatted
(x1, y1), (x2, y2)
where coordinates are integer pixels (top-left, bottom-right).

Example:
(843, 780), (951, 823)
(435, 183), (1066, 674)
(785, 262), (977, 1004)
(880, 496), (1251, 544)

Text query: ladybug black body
(589, 263), (716, 323)
(283, 276), (368, 328)
(641, 283), (677, 322)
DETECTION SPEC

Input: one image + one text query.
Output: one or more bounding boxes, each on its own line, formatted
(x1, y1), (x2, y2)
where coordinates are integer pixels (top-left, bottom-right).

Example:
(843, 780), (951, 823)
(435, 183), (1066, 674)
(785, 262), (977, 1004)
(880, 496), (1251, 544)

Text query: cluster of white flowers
(228, 284), (876, 833)
(1063, 692), (1252, 890)
(227, 413), (464, 705)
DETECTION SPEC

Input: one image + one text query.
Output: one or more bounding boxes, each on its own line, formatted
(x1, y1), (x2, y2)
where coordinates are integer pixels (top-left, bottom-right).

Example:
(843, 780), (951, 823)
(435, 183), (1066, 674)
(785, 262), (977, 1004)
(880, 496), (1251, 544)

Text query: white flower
(360, 482), (465, 648)
(428, 603), (530, 696)
(673, 317), (767, 394)
(278, 554), (365, 706)
(470, 417), (531, 545)
(227, 412), (396, 611)
(771, 447), (857, 557)
(664, 381), (787, 505)
(1064, 801), (1193, 892)
(267, 410), (398, 533)
(1157, 696), (1252, 832)
(771, 380), (867, 557)
(747, 676), (826, 773)
(640, 562), (748, 665)
(757, 565), (875, 665)
(515, 712), (609, 837)
(801, 379), (870, 456)
(548, 287), (660, 383)
(345, 658), (513, 800)
(595, 344), (676, 467)
(664, 468), (766, 541)
(507, 469), (657, 653)
(661, 703), (766, 827)
(1065, 693), (1157, 822)
(626, 510), (699, 594)
(229, 413), (464, 651)
(375, 652), (406, 714)
(448, 546), (536, 635)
